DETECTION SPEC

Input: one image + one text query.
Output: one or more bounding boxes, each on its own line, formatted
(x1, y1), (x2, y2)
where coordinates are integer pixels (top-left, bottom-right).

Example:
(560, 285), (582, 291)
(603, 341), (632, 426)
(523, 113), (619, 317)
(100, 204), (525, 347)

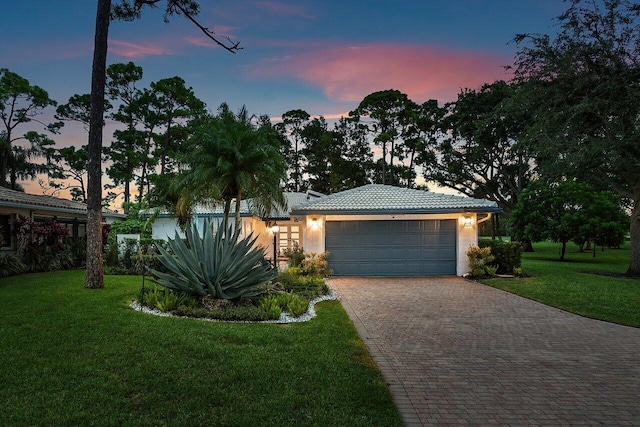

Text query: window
(278, 224), (301, 255)
(0, 214), (12, 248)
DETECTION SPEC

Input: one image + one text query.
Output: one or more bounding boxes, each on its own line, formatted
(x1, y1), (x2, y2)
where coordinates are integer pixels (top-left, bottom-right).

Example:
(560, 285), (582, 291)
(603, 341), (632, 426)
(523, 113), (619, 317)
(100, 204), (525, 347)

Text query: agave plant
(150, 219), (276, 300)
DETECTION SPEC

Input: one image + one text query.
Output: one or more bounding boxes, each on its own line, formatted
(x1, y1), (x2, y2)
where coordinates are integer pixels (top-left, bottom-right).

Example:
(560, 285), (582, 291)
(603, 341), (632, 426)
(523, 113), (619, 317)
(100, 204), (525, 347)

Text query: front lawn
(481, 241), (640, 327)
(0, 270), (402, 426)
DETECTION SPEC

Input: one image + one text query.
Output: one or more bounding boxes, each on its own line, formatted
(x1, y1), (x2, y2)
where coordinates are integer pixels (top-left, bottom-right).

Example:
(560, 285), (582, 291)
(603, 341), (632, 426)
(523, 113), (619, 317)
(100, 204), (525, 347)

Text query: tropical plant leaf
(150, 218), (276, 300)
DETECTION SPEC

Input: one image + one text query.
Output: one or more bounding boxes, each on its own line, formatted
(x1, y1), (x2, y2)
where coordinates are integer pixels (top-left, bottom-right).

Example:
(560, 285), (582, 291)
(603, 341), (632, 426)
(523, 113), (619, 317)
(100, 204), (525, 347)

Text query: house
(291, 184), (500, 276)
(0, 186), (125, 251)
(151, 184), (500, 276)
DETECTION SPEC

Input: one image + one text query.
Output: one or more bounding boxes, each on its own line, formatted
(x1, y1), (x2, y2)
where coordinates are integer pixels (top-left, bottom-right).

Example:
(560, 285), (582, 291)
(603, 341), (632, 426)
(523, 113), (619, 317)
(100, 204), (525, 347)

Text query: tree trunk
(85, 0), (111, 289)
(381, 142), (386, 185)
(559, 241), (567, 261)
(0, 145), (8, 186)
(223, 198), (231, 231)
(389, 139), (395, 185)
(522, 239), (534, 252)
(160, 123), (171, 175)
(626, 198), (640, 276)
(235, 190), (242, 231)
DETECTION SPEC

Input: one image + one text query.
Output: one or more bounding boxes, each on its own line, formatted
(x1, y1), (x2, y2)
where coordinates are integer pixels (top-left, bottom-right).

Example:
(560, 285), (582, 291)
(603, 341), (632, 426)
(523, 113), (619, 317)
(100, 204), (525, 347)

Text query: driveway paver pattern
(329, 277), (640, 426)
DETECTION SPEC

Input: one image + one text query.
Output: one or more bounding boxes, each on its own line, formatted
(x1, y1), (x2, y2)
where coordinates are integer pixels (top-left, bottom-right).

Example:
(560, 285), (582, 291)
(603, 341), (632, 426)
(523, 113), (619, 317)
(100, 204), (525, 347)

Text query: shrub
(479, 240), (523, 274)
(143, 286), (198, 312)
(259, 295), (283, 320)
(277, 269), (327, 300)
(285, 295), (309, 317)
(301, 252), (333, 277)
(282, 242), (305, 267)
(466, 245), (497, 278)
(11, 215), (70, 273)
(105, 237), (169, 276)
(150, 218), (277, 300)
(0, 254), (28, 278)
(259, 292), (309, 318)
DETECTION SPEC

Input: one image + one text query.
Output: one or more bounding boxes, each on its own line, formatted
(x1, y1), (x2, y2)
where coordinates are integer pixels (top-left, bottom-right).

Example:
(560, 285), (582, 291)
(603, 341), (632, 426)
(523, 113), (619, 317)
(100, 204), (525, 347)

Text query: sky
(0, 0), (568, 199)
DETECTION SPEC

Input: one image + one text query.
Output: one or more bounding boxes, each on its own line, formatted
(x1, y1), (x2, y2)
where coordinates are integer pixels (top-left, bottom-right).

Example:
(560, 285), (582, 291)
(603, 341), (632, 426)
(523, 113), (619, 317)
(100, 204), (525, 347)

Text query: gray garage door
(325, 220), (457, 276)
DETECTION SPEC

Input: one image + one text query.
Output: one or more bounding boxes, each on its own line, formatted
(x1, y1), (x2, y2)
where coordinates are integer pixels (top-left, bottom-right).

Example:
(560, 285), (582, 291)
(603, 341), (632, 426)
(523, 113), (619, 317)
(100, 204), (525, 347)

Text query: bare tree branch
(173, 3), (242, 53)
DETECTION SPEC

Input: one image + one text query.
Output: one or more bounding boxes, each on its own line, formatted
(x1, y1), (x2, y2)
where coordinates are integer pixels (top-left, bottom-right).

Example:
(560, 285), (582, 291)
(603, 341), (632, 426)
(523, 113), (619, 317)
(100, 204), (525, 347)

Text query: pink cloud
(251, 43), (512, 103)
(254, 1), (313, 19)
(109, 40), (173, 59)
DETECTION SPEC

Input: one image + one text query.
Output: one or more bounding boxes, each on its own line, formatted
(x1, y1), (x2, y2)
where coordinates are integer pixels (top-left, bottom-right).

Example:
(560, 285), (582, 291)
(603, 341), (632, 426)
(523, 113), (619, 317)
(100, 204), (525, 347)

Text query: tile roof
(0, 186), (124, 217)
(192, 192), (321, 220)
(291, 184), (501, 214)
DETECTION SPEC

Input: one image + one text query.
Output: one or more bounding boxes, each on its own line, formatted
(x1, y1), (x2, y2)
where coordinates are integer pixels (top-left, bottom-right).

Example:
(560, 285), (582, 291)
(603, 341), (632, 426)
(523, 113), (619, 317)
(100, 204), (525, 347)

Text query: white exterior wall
(298, 213), (479, 276)
(152, 217), (184, 240)
(151, 216), (273, 260)
(301, 215), (325, 254)
(251, 218), (273, 259)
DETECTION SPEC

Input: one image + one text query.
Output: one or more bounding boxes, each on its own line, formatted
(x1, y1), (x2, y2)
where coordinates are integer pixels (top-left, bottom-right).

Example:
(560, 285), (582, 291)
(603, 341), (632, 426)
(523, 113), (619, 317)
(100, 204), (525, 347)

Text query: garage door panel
(326, 220), (457, 276)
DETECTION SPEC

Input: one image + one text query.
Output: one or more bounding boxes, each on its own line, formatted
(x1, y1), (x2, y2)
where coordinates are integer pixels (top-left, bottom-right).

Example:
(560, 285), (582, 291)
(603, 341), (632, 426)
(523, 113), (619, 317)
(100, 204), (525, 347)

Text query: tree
(512, 0), (640, 274)
(52, 93), (112, 202)
(104, 62), (145, 206)
(175, 104), (286, 230)
(276, 109), (310, 192)
(332, 117), (375, 190)
(85, 0), (111, 289)
(421, 81), (533, 217)
(350, 89), (411, 185)
(510, 180), (628, 261)
(0, 68), (61, 189)
(403, 99), (444, 188)
(46, 146), (89, 202)
(299, 116), (374, 194)
(298, 116), (334, 193)
(85, 0), (240, 288)
(150, 76), (206, 176)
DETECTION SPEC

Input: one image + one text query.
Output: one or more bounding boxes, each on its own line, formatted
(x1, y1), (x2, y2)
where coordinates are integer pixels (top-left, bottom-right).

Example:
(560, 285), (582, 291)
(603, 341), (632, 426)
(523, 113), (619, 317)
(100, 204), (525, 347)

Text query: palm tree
(179, 104), (287, 230)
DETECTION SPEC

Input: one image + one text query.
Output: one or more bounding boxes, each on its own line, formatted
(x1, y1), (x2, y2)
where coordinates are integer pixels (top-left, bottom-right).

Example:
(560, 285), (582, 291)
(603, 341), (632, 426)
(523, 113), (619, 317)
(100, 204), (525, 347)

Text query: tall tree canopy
(300, 116), (374, 194)
(0, 69), (61, 190)
(512, 0), (640, 274)
(350, 89), (411, 186)
(276, 109), (310, 192)
(420, 81), (532, 216)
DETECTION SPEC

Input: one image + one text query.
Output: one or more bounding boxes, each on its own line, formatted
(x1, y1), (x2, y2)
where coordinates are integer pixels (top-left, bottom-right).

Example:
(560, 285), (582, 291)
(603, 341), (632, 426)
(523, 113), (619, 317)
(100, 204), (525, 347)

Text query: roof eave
(291, 207), (502, 216)
(0, 201), (87, 215)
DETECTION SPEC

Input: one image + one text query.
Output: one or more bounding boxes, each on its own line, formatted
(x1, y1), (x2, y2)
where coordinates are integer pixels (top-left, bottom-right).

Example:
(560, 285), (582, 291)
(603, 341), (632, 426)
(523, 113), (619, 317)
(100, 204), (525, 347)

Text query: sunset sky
(1, 0), (567, 197)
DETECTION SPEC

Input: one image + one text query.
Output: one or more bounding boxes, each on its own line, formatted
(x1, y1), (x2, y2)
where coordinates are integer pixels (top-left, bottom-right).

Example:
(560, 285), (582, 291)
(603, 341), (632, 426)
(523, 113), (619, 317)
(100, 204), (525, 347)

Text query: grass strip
(482, 241), (640, 327)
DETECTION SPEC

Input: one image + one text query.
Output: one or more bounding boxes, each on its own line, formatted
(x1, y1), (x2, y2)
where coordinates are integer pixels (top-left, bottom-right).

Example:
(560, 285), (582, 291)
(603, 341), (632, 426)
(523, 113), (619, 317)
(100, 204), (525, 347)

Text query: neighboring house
(152, 184), (500, 276)
(0, 186), (125, 251)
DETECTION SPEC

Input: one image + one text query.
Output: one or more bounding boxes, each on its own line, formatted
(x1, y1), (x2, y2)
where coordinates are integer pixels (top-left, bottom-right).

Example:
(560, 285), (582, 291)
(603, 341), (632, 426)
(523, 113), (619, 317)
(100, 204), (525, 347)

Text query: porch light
(268, 224), (280, 234)
(462, 216), (473, 228)
(309, 217), (321, 231)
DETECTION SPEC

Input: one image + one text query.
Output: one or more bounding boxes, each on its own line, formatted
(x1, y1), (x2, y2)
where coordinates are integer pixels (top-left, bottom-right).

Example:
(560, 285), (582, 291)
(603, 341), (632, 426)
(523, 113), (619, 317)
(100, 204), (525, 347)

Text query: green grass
(481, 241), (640, 327)
(0, 270), (402, 426)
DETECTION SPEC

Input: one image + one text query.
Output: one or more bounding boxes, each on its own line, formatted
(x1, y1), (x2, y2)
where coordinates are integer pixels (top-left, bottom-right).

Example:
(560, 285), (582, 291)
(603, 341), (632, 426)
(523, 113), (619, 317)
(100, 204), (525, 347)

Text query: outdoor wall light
(309, 217), (322, 231)
(462, 216), (473, 228)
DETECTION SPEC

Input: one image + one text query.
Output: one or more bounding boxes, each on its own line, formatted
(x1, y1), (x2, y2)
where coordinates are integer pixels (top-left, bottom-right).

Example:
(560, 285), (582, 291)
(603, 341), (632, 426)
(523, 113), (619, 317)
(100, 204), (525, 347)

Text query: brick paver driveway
(329, 277), (640, 426)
